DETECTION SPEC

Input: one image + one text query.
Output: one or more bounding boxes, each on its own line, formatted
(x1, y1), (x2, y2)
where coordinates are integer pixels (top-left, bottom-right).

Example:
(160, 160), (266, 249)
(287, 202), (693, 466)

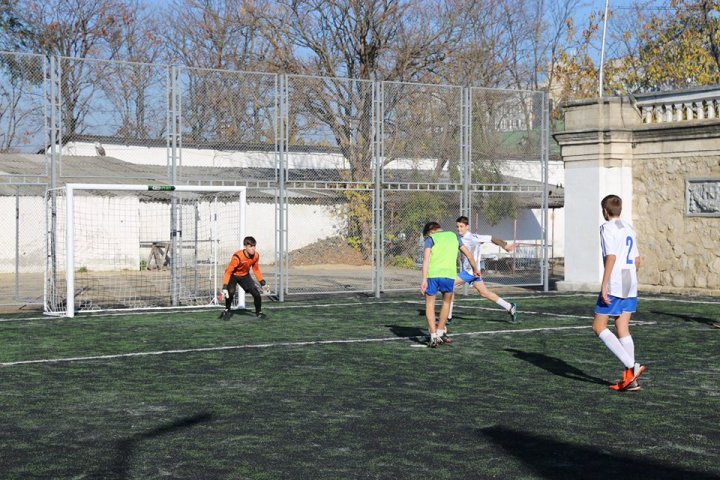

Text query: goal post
(45, 184), (247, 317)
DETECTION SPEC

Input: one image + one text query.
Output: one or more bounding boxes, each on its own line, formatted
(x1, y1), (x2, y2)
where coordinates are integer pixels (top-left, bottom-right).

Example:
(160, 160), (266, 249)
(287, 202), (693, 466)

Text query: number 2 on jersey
(625, 236), (634, 264)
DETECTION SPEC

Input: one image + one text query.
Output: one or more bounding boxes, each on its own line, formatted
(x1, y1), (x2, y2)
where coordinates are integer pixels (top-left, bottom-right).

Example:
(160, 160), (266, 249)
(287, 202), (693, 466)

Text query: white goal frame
(47, 183), (247, 317)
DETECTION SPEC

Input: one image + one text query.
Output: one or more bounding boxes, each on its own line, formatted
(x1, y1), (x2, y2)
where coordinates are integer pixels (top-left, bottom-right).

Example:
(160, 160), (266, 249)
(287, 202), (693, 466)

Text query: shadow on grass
(416, 307), (512, 324)
(415, 308), (467, 323)
(480, 425), (720, 480)
(505, 348), (607, 385)
(222, 309), (268, 320)
(386, 325), (427, 344)
(96, 412), (213, 479)
(651, 310), (720, 328)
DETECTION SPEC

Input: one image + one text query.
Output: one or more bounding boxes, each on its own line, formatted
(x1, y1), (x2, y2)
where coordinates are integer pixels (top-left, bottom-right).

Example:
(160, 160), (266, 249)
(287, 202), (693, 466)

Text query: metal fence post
(542, 91), (550, 292)
(277, 74), (289, 302)
(373, 80), (384, 297)
(46, 55), (62, 312)
(169, 65), (181, 306)
(461, 86), (471, 217)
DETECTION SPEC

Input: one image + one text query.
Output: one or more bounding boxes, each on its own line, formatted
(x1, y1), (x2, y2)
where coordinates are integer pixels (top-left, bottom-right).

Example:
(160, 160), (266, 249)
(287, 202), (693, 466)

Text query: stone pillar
(555, 88), (720, 295)
(553, 97), (640, 291)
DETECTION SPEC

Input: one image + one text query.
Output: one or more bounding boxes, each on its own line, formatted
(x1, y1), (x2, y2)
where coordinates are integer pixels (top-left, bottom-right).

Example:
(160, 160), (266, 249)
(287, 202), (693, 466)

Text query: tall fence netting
(0, 54), (550, 311)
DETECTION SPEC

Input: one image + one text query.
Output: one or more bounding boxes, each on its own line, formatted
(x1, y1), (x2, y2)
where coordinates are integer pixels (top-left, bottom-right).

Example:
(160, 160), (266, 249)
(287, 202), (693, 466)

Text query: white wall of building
(2, 143), (562, 273)
(0, 196), (46, 273)
(0, 193), (341, 273)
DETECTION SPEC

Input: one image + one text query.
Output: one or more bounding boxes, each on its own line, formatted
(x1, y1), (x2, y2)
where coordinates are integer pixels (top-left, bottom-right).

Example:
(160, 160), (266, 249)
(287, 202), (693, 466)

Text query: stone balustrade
(633, 86), (720, 123)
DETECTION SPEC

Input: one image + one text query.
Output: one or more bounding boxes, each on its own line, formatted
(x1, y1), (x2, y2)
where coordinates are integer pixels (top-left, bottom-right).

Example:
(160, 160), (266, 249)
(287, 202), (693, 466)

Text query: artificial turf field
(1, 292), (719, 479)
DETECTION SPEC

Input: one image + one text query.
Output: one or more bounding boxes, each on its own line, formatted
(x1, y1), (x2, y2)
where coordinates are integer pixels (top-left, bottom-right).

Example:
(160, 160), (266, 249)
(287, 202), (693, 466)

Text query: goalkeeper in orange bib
(221, 236), (268, 321)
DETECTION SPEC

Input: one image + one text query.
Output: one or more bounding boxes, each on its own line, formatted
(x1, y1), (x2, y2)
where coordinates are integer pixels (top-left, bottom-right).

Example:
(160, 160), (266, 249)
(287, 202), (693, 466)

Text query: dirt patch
(288, 236), (367, 266)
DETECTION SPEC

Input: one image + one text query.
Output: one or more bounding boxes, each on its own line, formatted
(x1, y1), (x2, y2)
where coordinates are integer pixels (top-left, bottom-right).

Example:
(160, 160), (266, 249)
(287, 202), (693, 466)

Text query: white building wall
(0, 196), (46, 273)
(1, 143), (562, 273)
(72, 195), (140, 271)
(0, 193), (341, 273)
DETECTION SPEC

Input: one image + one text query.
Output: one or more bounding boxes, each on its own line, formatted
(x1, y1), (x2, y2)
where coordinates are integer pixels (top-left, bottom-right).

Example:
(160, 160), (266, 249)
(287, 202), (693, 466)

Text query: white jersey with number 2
(600, 218), (639, 298)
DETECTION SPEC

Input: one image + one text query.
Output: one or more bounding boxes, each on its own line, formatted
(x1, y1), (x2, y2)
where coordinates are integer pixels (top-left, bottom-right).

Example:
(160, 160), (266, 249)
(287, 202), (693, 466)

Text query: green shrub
(387, 255), (415, 269)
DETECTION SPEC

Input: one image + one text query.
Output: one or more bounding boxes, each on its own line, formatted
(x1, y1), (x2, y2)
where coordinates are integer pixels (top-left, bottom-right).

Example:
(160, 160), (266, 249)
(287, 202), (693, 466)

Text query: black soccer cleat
(508, 303), (518, 323)
(222, 309), (232, 321)
(256, 312), (267, 319)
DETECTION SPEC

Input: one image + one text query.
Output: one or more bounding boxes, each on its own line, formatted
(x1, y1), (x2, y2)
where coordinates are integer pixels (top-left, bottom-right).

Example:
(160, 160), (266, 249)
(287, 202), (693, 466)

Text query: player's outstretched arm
(490, 236), (515, 252)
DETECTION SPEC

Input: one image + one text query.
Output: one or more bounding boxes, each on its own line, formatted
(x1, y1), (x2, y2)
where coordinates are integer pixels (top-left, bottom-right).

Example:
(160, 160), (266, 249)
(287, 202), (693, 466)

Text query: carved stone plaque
(686, 178), (720, 217)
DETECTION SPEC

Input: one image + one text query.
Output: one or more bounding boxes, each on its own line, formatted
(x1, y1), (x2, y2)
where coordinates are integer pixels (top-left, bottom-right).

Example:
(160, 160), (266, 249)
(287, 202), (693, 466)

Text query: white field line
(454, 304), (589, 320)
(0, 321), (657, 368)
(3, 292), (718, 324)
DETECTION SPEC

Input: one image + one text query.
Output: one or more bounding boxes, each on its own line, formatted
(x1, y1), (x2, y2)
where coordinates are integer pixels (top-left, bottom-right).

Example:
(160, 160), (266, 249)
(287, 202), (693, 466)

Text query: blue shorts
(425, 278), (456, 296)
(594, 295), (637, 316)
(458, 271), (483, 285)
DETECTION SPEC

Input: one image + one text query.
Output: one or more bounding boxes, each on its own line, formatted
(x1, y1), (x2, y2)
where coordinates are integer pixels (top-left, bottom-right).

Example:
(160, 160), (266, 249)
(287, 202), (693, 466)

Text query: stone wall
(555, 87), (720, 296)
(634, 156), (720, 293)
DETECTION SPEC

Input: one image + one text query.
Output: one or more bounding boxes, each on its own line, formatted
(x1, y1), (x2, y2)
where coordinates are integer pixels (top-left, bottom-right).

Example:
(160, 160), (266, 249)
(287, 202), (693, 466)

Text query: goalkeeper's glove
(259, 280), (270, 294)
(222, 286), (229, 301)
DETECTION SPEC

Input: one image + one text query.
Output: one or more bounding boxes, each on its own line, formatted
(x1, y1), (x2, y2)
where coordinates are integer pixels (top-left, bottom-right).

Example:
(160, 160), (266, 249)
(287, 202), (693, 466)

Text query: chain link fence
(0, 53), (551, 311)
(57, 57), (169, 179)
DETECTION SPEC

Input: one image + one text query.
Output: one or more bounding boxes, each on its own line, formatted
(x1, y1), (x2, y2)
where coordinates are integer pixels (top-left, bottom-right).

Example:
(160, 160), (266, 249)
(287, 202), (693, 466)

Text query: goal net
(45, 184), (247, 316)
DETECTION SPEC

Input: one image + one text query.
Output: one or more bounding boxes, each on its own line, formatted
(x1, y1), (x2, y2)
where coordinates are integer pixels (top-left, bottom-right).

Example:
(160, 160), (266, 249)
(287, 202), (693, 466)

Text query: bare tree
(164, 0), (270, 70)
(3, 0), (130, 138)
(246, 0), (472, 254)
(162, 0), (276, 146)
(442, 0), (510, 89)
(251, 0), (469, 176)
(0, 0), (30, 51)
(101, 0), (166, 139)
(0, 53), (45, 152)
(487, 0), (582, 153)
(253, 0), (465, 80)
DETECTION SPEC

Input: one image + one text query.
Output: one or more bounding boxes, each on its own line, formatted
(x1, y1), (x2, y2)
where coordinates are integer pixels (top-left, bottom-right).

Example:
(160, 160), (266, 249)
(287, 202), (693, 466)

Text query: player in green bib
(421, 222), (482, 348)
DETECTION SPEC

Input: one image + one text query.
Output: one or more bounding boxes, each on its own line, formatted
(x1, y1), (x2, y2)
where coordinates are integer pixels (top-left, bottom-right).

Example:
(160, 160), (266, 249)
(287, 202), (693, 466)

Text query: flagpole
(598, 0), (610, 97)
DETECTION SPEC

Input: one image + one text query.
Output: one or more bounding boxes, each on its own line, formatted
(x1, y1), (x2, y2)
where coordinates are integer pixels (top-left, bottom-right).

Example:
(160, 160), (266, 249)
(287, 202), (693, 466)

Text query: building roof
(0, 153), (563, 208)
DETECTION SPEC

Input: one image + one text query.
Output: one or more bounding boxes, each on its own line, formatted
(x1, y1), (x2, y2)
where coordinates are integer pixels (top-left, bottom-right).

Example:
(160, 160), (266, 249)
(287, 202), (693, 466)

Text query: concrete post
(553, 97), (640, 291)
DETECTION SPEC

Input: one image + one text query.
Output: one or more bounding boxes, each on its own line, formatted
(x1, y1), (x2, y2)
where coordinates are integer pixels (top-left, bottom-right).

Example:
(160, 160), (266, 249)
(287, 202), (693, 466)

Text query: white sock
(619, 335), (635, 365)
(599, 329), (634, 369)
(496, 298), (511, 311)
(436, 328), (445, 337)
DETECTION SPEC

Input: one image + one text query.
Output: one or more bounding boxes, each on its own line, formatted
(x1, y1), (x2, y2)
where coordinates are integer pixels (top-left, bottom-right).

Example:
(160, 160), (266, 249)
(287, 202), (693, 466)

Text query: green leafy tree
(549, 9), (603, 106)
(608, 0), (720, 92)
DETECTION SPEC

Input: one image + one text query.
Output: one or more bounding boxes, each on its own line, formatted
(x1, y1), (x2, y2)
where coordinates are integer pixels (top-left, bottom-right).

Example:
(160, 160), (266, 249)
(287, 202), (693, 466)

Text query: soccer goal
(45, 184), (247, 317)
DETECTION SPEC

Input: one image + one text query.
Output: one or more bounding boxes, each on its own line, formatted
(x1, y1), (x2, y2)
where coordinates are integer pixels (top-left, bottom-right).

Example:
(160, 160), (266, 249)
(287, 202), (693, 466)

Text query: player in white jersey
(592, 195), (646, 392)
(446, 216), (518, 324)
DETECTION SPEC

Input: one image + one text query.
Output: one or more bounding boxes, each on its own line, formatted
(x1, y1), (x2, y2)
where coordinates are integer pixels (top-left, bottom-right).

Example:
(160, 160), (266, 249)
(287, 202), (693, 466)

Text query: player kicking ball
(592, 195), (646, 391)
(446, 216), (518, 324)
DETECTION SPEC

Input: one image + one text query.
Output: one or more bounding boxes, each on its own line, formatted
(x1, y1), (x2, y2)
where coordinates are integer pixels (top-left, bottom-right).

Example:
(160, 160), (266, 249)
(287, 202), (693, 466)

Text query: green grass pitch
(0, 292), (719, 479)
